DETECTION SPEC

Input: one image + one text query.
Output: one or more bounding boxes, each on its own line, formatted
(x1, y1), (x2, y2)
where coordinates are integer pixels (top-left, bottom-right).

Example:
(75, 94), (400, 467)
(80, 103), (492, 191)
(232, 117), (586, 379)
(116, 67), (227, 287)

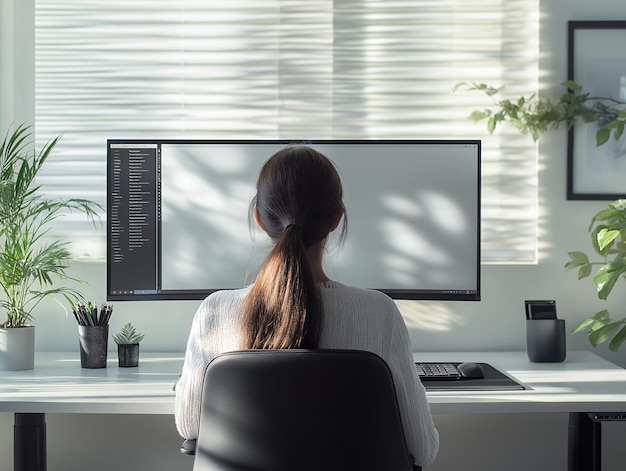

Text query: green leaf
(596, 127), (611, 146)
(565, 251), (592, 279)
(590, 207), (619, 228)
(481, 84), (502, 96)
(577, 263), (592, 280)
(565, 251), (589, 269)
(596, 228), (620, 252)
(592, 309), (610, 322)
(562, 80), (581, 91)
(589, 322), (623, 347)
(594, 256), (626, 299)
(571, 316), (599, 335)
(452, 82), (467, 92)
(470, 110), (491, 122)
(457, 82), (502, 96)
(590, 226), (606, 254)
(609, 324), (626, 351)
(471, 83), (489, 91)
(572, 309), (610, 335)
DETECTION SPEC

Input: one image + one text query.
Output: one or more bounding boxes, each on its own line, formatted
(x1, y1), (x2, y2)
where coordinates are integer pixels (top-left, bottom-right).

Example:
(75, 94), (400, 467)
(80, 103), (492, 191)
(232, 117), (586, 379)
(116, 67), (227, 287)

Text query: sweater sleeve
(174, 290), (246, 439)
(174, 301), (208, 439)
(383, 299), (440, 467)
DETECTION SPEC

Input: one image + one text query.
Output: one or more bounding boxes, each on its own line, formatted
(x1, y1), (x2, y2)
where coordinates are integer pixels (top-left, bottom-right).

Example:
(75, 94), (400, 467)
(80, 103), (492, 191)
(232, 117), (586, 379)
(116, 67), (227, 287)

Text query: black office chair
(184, 349), (418, 471)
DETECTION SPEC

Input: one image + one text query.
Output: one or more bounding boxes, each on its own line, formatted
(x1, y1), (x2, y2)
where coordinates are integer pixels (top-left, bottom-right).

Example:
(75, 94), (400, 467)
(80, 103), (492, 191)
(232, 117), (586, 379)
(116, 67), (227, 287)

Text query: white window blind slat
(34, 0), (538, 263)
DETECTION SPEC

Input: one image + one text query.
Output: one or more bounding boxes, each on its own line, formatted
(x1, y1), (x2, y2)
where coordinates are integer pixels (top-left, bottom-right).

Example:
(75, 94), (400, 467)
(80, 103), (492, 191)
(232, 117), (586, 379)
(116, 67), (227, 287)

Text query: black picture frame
(567, 21), (626, 200)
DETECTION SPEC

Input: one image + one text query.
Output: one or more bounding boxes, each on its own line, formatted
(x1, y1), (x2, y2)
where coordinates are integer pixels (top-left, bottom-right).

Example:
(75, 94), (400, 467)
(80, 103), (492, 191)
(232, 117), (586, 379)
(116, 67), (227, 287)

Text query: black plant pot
(117, 343), (140, 367)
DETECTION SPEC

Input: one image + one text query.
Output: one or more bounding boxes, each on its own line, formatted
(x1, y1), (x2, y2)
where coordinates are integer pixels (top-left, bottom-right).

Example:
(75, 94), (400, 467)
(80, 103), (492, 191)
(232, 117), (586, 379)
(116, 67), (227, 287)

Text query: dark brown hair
(241, 145), (345, 349)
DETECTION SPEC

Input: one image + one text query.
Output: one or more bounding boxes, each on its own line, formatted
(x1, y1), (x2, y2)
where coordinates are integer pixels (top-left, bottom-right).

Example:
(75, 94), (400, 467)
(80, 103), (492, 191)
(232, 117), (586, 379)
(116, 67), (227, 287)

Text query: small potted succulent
(113, 322), (144, 367)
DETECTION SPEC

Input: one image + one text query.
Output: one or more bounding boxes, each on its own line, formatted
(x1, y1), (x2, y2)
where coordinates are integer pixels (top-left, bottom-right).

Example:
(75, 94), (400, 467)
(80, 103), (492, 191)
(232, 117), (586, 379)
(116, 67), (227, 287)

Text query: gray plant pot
(0, 325), (35, 371)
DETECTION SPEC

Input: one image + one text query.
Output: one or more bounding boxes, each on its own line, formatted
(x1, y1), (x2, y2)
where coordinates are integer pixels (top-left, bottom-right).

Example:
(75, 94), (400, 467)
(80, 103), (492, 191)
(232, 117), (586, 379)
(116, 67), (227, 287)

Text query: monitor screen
(107, 140), (480, 301)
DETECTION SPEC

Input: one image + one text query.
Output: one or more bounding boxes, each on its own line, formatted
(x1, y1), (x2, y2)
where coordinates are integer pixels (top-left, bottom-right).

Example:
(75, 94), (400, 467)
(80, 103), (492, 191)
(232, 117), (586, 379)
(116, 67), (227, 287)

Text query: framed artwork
(567, 21), (626, 200)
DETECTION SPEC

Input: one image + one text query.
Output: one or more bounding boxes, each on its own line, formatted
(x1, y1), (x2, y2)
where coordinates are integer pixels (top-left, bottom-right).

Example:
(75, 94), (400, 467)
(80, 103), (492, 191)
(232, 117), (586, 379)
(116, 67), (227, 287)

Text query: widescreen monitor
(107, 140), (480, 301)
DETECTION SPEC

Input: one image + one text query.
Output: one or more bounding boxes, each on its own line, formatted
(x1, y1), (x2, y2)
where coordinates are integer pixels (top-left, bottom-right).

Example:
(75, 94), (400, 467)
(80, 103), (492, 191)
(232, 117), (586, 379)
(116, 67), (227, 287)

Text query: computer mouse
(456, 362), (485, 379)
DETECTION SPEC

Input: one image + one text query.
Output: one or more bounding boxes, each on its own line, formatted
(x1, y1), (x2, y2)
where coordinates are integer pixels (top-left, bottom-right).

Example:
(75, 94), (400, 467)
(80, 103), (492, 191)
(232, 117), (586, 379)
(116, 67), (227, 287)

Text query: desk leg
(568, 412), (601, 471)
(14, 412), (47, 471)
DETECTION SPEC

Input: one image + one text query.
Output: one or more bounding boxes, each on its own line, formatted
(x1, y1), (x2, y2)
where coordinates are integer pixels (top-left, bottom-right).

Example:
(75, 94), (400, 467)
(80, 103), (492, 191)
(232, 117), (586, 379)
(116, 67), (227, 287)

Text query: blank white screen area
(159, 141), (479, 297)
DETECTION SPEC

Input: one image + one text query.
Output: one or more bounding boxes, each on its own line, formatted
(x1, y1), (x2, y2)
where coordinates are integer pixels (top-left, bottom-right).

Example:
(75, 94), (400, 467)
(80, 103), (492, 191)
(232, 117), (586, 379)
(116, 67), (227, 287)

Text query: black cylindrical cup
(526, 319), (566, 363)
(78, 325), (109, 368)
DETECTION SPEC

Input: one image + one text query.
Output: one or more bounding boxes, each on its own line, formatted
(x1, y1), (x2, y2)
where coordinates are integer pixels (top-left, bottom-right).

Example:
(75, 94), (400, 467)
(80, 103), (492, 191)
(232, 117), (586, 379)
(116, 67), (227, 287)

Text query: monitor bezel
(106, 139), (481, 302)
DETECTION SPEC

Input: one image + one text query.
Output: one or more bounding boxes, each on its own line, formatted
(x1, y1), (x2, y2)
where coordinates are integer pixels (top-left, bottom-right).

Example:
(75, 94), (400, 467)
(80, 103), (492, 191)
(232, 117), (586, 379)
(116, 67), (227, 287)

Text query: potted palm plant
(0, 124), (101, 370)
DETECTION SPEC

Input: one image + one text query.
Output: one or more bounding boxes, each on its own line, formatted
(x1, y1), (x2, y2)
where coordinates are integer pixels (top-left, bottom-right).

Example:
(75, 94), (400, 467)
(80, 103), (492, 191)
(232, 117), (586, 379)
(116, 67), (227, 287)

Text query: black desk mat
(419, 362), (525, 391)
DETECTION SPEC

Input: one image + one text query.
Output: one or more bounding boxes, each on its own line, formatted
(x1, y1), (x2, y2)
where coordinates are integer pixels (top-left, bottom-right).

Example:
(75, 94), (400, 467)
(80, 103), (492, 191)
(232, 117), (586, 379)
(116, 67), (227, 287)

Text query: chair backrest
(193, 349), (415, 471)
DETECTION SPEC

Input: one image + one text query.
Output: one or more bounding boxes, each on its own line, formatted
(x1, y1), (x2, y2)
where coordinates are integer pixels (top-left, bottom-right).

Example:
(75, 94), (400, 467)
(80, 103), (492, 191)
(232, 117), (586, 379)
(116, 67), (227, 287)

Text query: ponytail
(242, 224), (321, 349)
(240, 145), (344, 350)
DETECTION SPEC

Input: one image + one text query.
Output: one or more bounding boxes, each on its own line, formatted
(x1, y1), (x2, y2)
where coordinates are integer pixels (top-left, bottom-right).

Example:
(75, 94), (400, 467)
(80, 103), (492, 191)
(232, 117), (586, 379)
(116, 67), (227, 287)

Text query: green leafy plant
(454, 81), (626, 146)
(565, 199), (626, 351)
(0, 124), (102, 328)
(456, 81), (626, 350)
(113, 322), (145, 345)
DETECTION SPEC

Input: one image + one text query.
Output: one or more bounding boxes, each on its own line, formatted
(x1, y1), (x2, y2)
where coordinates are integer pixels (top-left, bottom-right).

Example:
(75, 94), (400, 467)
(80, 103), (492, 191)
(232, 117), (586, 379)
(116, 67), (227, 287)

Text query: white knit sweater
(174, 281), (439, 467)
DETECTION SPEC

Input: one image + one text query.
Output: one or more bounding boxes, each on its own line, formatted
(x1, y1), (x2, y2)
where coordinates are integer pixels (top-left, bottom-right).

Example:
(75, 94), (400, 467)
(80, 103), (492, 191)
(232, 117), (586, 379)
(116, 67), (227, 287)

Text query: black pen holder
(78, 325), (109, 368)
(526, 319), (566, 363)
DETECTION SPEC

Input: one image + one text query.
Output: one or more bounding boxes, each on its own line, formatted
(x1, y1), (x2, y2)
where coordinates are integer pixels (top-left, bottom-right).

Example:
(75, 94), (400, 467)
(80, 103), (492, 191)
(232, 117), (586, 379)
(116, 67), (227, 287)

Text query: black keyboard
(416, 362), (461, 381)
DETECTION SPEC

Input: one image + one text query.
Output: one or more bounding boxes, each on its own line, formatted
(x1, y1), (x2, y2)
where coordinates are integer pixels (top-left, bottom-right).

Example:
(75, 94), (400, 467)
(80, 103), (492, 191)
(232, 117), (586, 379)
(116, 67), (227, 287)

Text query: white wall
(2, 0), (626, 470)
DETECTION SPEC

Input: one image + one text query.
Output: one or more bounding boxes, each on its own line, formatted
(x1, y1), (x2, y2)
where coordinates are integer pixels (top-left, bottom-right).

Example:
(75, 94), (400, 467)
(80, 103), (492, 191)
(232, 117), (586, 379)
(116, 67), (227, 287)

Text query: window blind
(34, 0), (539, 263)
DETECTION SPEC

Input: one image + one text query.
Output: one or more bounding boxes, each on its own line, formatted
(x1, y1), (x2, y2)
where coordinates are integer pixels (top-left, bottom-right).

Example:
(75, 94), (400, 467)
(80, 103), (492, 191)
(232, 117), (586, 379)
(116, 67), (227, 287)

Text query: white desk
(414, 351), (626, 471)
(413, 351), (626, 415)
(1, 351), (625, 471)
(0, 352), (181, 415)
